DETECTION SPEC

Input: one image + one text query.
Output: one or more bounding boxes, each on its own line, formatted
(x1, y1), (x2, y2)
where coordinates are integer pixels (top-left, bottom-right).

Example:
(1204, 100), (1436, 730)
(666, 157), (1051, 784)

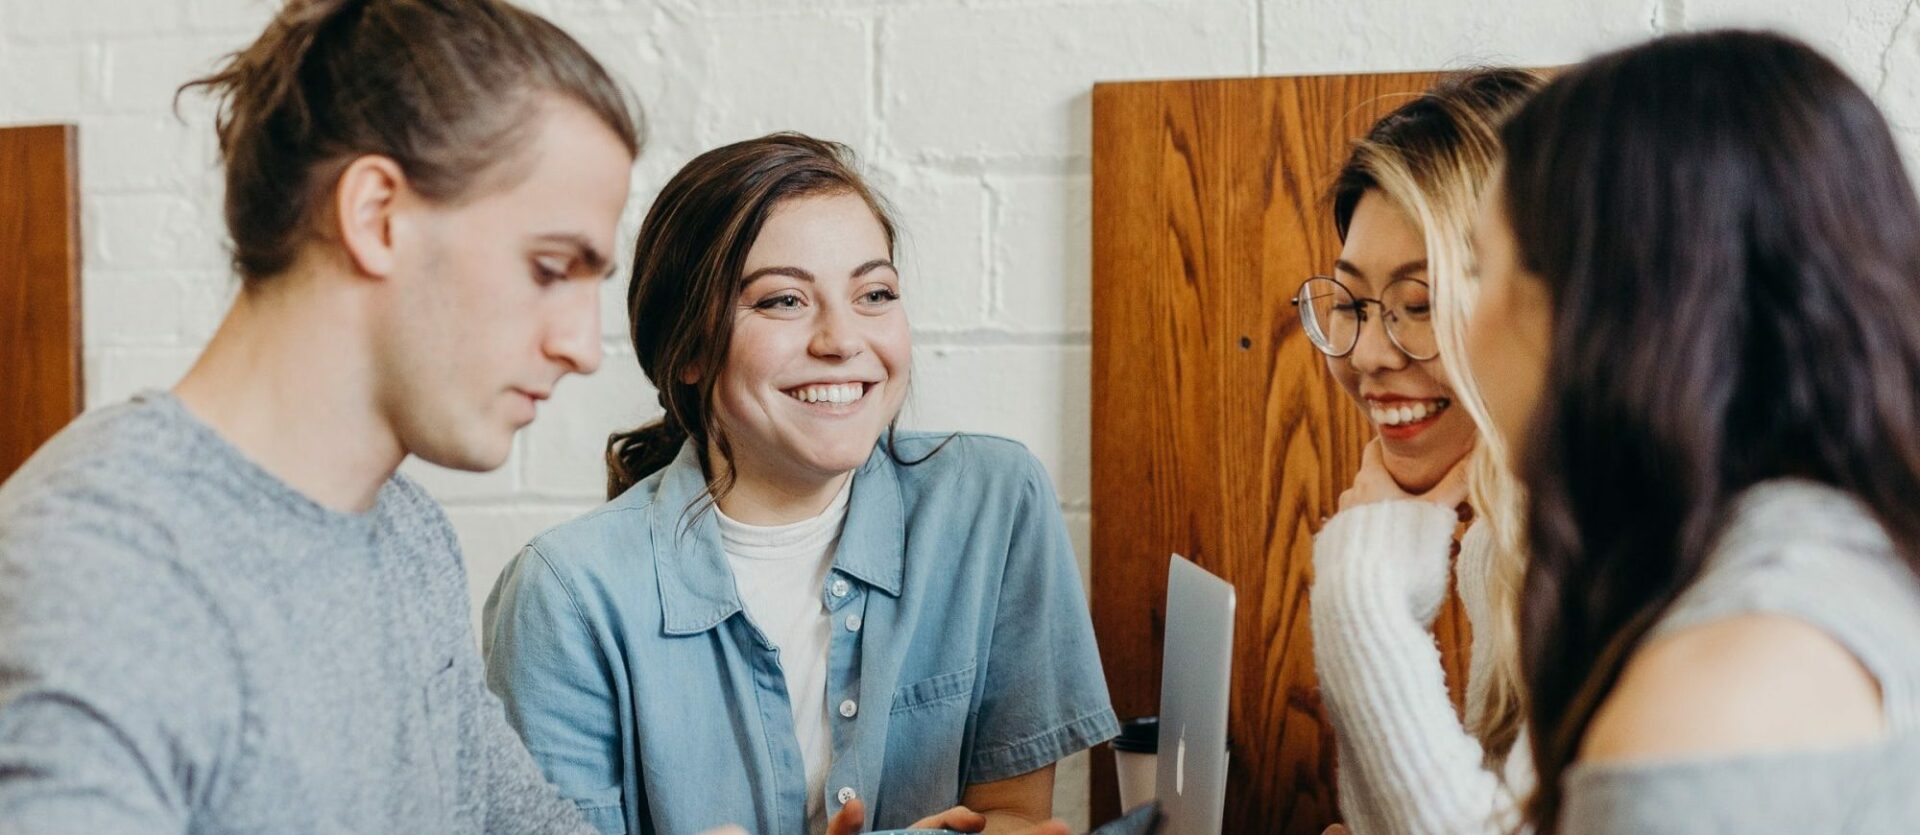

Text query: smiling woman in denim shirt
(481, 133), (1118, 835)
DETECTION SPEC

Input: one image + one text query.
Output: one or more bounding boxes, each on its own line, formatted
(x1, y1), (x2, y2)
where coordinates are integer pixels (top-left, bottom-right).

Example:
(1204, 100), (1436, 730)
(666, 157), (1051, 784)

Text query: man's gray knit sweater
(0, 392), (591, 834)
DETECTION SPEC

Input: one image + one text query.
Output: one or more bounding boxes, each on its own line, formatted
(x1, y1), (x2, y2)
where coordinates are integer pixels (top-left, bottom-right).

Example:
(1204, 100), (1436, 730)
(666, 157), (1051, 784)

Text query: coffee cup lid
(1112, 715), (1158, 753)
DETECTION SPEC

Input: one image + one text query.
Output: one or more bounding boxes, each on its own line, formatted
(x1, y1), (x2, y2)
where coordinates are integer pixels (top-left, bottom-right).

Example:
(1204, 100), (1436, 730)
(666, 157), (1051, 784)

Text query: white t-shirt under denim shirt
(716, 477), (853, 835)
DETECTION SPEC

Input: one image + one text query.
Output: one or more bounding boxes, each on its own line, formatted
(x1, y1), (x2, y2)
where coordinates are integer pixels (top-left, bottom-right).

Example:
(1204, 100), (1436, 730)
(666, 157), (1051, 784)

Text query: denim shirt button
(839, 699), (859, 718)
(837, 786), (857, 805)
(830, 578), (851, 598)
(844, 614), (862, 632)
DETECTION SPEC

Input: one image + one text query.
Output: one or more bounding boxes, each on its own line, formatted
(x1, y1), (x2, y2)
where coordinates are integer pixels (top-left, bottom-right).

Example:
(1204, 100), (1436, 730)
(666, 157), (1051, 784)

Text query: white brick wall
(5, 0), (1914, 825)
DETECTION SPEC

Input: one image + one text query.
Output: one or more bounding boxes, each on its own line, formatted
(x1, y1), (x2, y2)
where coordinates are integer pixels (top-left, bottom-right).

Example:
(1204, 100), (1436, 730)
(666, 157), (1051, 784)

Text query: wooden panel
(1089, 73), (1470, 832)
(1, 124), (83, 481)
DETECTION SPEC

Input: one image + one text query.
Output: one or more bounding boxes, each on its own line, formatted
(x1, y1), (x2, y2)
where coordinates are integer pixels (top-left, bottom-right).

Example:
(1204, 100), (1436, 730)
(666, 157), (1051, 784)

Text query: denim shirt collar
(650, 439), (905, 636)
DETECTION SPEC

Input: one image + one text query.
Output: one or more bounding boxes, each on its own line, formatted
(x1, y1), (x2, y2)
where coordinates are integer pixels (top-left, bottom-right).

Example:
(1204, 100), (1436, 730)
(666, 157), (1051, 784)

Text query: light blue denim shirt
(481, 432), (1118, 835)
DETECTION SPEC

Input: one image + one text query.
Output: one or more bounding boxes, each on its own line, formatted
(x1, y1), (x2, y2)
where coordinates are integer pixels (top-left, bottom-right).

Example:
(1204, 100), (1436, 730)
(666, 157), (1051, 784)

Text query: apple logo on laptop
(1174, 726), (1187, 796)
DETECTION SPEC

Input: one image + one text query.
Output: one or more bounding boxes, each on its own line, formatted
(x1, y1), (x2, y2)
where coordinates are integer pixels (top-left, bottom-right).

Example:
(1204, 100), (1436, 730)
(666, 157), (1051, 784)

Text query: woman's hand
(827, 799), (880, 835)
(906, 805), (989, 832)
(826, 798), (1071, 834)
(1338, 439), (1471, 513)
(828, 798), (992, 834)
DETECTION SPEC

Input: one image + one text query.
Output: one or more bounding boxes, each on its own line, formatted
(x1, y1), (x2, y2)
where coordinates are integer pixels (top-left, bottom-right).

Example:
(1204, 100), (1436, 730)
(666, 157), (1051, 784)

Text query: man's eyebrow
(533, 233), (615, 278)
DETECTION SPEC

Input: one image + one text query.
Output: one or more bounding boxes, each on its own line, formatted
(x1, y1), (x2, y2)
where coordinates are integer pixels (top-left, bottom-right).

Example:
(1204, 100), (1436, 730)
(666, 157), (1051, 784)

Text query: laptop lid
(1155, 554), (1235, 835)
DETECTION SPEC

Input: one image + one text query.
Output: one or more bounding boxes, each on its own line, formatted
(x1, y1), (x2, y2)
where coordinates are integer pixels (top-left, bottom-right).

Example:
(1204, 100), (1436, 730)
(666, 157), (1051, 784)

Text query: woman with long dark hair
(1469, 30), (1920, 832)
(482, 133), (1115, 835)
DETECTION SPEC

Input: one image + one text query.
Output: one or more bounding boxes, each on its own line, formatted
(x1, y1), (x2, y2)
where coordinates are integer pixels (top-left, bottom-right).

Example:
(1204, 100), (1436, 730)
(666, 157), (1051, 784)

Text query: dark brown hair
(179, 0), (641, 282)
(1500, 30), (1920, 830)
(606, 132), (900, 501)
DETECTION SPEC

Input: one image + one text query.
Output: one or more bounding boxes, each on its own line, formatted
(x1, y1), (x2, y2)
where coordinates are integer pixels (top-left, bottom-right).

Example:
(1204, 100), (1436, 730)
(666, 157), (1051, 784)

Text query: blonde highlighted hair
(1329, 68), (1544, 767)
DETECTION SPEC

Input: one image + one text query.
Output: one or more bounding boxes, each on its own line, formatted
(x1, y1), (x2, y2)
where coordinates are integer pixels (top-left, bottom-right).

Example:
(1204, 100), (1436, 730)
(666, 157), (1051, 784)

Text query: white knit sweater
(1310, 501), (1533, 834)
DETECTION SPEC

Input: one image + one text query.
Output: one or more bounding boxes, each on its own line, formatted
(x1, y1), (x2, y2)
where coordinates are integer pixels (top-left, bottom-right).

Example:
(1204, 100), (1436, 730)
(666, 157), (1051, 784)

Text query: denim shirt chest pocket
(882, 662), (978, 807)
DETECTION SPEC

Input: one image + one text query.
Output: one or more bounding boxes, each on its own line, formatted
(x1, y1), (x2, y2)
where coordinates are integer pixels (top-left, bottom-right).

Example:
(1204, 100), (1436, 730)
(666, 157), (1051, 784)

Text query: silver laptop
(1155, 555), (1235, 835)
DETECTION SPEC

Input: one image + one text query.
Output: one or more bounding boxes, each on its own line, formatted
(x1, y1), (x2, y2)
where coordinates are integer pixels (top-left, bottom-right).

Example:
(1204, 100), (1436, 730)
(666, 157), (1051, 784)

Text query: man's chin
(409, 431), (513, 475)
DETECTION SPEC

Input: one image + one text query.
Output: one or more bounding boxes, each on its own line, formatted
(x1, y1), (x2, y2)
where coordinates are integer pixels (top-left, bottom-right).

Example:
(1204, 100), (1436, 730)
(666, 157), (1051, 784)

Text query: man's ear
(333, 155), (408, 279)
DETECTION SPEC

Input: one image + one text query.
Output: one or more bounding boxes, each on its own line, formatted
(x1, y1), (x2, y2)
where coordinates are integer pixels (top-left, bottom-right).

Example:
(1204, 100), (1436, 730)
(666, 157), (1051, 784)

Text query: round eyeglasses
(1291, 275), (1438, 361)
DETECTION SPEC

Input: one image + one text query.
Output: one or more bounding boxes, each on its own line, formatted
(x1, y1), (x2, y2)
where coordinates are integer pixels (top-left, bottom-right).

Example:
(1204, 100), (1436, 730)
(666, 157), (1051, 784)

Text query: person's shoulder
(0, 403), (230, 644)
(0, 397), (202, 568)
(522, 477), (664, 575)
(1713, 480), (1902, 576)
(1581, 613), (1885, 765)
(883, 431), (1049, 492)
(2, 396), (194, 508)
(1668, 479), (1920, 682)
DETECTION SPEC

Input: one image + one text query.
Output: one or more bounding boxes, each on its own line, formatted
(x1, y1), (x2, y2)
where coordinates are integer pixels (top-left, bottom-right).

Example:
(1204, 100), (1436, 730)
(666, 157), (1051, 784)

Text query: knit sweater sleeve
(1310, 501), (1512, 835)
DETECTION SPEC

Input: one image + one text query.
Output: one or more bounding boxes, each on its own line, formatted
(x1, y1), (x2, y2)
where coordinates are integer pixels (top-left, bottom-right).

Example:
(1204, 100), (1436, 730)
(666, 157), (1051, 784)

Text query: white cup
(1115, 748), (1158, 811)
(1112, 716), (1160, 812)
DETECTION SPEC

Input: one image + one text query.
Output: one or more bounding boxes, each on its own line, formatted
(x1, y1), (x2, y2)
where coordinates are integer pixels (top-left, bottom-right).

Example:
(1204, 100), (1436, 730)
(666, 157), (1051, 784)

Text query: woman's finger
(826, 799), (866, 835)
(910, 805), (988, 832)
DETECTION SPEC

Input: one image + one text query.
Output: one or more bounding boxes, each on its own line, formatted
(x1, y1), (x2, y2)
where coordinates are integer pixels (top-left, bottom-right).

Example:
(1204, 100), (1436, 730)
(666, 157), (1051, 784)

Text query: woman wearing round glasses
(1296, 271), (1467, 486)
(1299, 69), (1544, 835)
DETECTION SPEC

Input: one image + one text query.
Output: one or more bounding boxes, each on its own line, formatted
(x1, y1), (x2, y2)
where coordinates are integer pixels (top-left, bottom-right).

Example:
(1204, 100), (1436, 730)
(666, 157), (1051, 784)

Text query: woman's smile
(781, 380), (880, 415)
(1367, 395), (1453, 439)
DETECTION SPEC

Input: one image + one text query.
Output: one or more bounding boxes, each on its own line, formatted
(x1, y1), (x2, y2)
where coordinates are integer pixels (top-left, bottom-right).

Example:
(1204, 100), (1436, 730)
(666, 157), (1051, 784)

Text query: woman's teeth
(789, 383), (866, 405)
(1369, 398), (1450, 427)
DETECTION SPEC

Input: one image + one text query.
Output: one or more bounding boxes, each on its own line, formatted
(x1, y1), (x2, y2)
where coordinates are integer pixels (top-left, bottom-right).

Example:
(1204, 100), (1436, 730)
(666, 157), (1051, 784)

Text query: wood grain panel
(1, 124), (83, 482)
(1089, 73), (1473, 832)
